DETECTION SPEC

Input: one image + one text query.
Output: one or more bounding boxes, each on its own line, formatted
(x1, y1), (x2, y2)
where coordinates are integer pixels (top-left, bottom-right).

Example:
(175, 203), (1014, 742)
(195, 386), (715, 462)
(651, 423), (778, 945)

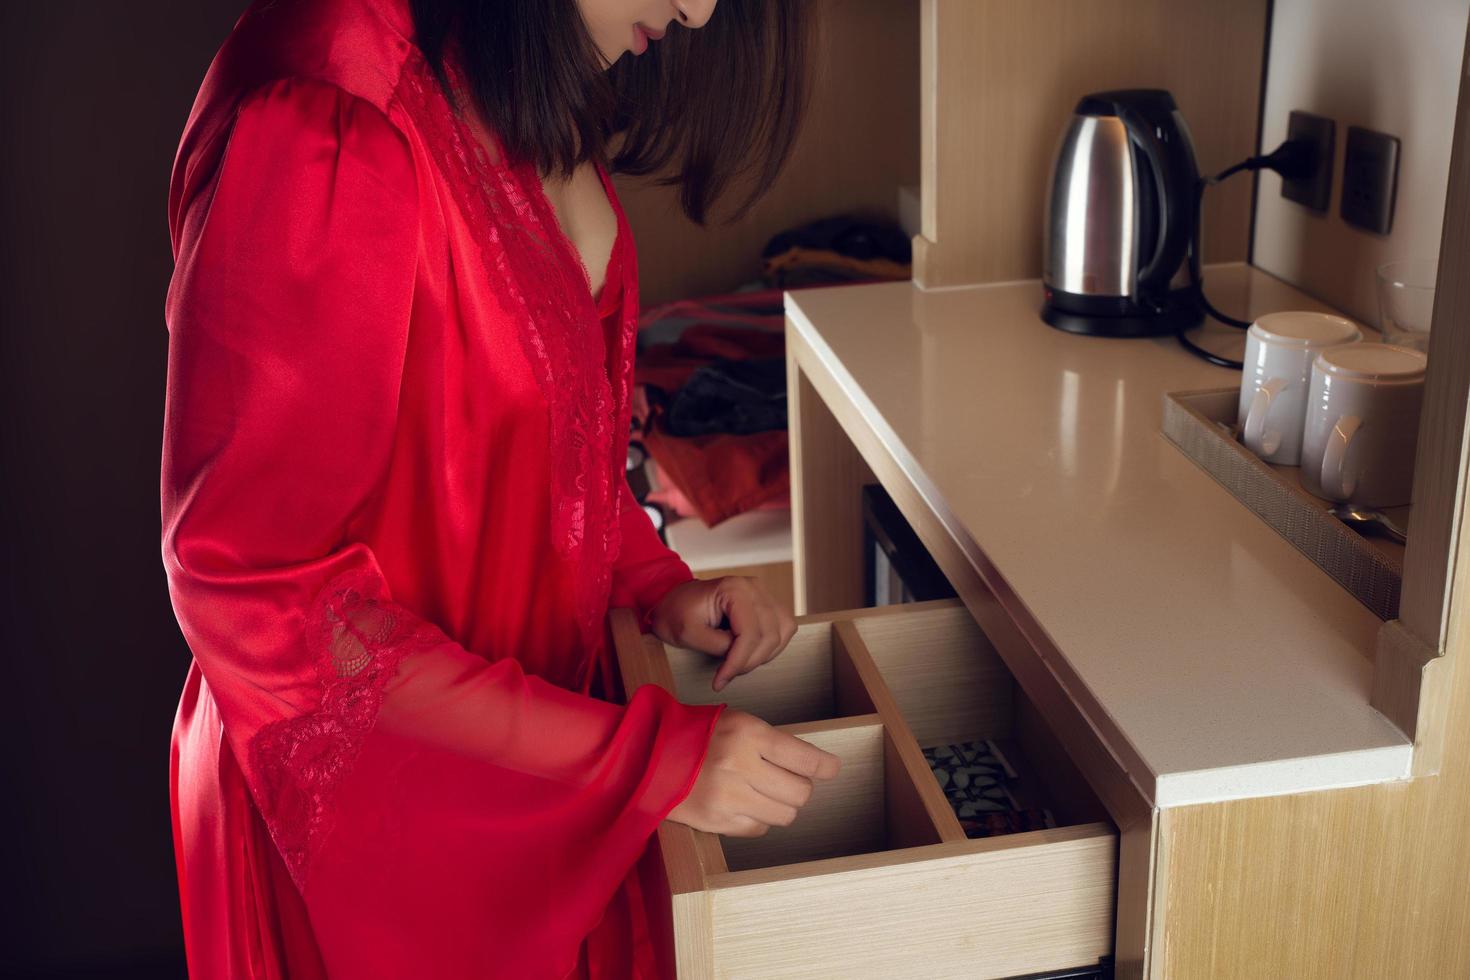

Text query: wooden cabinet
(776, 258), (1470, 977)
(610, 600), (1117, 980)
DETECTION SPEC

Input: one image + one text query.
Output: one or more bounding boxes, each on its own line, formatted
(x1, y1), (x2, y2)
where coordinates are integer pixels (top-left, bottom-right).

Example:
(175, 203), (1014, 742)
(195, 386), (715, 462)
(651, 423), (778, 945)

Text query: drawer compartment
(854, 602), (1115, 832)
(723, 716), (943, 872)
(610, 599), (1117, 980)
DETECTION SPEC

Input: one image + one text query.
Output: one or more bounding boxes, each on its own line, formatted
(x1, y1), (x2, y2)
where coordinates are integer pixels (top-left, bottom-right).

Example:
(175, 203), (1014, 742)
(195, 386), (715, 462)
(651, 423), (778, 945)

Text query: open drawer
(610, 599), (1118, 980)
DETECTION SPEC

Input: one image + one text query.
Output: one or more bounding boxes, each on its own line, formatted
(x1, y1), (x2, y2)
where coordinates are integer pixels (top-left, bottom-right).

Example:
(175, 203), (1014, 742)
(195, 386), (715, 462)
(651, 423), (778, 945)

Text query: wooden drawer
(610, 598), (1118, 980)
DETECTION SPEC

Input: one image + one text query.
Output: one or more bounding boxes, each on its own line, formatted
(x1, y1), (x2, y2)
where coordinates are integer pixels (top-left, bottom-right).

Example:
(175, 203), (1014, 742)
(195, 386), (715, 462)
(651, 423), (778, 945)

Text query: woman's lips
(631, 23), (665, 56)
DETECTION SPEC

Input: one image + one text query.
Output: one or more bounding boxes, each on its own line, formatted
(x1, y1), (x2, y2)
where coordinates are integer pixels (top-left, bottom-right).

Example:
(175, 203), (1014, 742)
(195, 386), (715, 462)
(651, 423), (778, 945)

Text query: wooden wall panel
(615, 0), (921, 308)
(1400, 24), (1470, 651)
(915, 0), (1268, 289)
(1368, 22), (1469, 765)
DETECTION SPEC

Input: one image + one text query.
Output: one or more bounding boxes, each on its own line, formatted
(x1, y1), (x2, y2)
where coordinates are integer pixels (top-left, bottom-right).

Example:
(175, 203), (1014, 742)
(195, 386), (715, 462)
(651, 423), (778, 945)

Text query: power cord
(1179, 137), (1318, 368)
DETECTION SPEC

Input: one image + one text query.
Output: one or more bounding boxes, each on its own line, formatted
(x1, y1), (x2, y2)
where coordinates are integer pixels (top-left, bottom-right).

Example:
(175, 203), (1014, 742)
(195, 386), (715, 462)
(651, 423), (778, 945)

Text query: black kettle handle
(1119, 104), (1196, 298)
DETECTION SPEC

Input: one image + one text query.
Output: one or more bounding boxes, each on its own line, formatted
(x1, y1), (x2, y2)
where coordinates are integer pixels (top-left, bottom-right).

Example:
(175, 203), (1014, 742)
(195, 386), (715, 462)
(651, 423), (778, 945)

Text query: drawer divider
(832, 620), (966, 844)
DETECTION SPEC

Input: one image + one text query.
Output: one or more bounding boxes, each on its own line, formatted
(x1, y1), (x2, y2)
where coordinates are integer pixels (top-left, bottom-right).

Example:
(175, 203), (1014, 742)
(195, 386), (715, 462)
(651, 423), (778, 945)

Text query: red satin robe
(161, 1), (723, 976)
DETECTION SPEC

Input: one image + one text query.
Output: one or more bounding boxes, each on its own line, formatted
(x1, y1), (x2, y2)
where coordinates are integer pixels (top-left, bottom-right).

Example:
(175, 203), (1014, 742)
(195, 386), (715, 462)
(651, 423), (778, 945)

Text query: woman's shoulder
(169, 0), (422, 241)
(181, 0), (417, 147)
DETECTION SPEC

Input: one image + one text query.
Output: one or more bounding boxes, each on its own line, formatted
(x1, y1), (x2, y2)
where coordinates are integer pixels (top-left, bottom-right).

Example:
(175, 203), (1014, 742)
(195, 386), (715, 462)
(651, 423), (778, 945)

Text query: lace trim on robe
(395, 52), (634, 662)
(250, 566), (449, 891)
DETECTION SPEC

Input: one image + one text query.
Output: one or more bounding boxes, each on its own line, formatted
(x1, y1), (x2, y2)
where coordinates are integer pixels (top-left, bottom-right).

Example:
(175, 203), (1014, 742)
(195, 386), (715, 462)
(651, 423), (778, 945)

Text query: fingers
(738, 784), (800, 830)
(723, 762), (806, 835)
(730, 739), (833, 836)
(776, 603), (797, 649)
(676, 619), (734, 657)
(668, 711), (838, 839)
(711, 579), (794, 692)
(749, 758), (815, 809)
(720, 814), (771, 839)
(712, 595), (761, 691)
(754, 602), (782, 667)
(760, 729), (842, 782)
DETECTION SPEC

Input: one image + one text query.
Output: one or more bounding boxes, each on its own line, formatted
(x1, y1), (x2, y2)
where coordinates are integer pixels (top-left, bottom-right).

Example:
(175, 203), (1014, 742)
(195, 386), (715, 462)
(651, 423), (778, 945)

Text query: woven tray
(1162, 387), (1406, 620)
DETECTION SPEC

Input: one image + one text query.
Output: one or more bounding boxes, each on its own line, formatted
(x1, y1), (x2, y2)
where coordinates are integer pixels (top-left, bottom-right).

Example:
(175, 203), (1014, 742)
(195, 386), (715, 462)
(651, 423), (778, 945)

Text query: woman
(160, 0), (837, 976)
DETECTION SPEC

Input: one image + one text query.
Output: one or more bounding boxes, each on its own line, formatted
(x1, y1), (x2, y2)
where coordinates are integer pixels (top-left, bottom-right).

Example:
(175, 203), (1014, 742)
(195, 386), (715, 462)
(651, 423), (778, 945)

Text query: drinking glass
(1376, 259), (1437, 354)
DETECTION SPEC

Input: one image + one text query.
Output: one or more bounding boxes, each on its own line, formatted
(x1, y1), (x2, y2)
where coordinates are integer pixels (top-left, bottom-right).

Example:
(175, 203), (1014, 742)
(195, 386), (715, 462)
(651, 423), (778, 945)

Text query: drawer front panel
(708, 827), (1116, 980)
(609, 599), (1119, 979)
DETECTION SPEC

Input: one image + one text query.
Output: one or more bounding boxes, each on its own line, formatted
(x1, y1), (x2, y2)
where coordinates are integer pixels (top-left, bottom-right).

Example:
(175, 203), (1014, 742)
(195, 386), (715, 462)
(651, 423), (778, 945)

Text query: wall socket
(1280, 110), (1335, 212)
(1341, 126), (1401, 235)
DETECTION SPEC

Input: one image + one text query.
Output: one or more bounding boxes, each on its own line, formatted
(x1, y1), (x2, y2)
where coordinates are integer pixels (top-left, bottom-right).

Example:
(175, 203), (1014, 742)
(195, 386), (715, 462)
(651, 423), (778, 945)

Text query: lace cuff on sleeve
(250, 567), (448, 890)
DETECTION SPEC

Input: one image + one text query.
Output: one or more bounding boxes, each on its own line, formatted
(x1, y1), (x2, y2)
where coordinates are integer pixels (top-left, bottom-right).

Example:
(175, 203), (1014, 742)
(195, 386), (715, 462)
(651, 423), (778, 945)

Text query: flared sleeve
(161, 76), (720, 978)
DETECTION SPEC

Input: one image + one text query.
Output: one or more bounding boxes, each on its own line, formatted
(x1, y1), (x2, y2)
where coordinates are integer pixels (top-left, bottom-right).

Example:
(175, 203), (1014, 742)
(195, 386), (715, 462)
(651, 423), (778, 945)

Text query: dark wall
(1, 2), (245, 974)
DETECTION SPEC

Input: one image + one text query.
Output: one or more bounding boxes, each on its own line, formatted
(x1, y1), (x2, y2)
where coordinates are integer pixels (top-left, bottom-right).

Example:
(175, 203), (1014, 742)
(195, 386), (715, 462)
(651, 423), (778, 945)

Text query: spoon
(1330, 503), (1408, 545)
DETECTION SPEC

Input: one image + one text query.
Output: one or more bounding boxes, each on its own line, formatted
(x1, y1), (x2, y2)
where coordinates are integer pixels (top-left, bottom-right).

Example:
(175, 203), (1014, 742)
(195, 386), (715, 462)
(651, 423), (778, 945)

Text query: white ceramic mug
(1300, 343), (1427, 507)
(1238, 312), (1362, 465)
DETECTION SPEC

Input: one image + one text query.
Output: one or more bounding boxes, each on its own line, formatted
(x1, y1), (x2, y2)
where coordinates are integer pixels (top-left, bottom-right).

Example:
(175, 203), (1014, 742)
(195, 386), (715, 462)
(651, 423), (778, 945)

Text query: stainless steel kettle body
(1041, 89), (1203, 337)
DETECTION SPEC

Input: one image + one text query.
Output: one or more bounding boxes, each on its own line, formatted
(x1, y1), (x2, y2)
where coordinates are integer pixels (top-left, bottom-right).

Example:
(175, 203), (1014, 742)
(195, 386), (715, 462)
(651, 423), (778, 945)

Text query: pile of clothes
(630, 215), (910, 530)
(760, 215), (912, 289)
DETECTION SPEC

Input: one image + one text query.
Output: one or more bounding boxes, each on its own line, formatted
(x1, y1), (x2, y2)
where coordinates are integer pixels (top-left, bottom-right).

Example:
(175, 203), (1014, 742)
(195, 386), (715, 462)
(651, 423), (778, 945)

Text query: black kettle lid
(1074, 89), (1178, 117)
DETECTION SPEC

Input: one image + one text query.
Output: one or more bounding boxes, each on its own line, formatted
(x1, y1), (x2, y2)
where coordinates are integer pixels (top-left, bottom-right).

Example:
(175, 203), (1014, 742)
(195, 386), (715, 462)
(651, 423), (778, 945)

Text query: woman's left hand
(648, 577), (797, 693)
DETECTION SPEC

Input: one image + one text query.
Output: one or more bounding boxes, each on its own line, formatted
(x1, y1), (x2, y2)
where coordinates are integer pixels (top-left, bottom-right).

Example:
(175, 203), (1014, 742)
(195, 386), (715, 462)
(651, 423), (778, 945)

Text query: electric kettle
(1041, 89), (1203, 337)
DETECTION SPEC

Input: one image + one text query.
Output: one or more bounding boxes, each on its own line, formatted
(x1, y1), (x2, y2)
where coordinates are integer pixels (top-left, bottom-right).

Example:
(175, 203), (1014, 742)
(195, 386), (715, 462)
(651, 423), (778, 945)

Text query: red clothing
(161, 1), (722, 976)
(634, 323), (791, 527)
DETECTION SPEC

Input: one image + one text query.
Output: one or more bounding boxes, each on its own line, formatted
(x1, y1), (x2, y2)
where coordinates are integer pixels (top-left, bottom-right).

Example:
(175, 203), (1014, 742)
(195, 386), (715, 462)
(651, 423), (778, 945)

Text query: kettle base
(1041, 292), (1203, 338)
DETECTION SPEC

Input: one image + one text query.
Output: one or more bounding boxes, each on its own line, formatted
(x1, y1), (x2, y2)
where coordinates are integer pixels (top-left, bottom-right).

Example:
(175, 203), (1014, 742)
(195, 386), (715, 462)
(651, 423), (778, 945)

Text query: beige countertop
(785, 263), (1412, 807)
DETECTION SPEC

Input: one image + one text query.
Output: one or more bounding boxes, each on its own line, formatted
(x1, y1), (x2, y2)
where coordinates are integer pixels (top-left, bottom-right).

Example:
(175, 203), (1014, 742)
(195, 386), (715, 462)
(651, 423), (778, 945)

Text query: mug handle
(1243, 377), (1288, 457)
(1319, 415), (1362, 500)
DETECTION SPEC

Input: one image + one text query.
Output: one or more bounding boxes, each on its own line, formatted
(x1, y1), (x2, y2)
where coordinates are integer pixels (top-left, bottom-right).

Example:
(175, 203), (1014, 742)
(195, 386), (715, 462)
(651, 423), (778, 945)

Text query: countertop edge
(784, 277), (1413, 808)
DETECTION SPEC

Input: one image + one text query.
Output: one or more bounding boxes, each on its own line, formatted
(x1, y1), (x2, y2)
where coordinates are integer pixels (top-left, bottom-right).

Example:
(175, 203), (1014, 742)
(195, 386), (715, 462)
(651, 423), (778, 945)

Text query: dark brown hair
(409, 0), (812, 224)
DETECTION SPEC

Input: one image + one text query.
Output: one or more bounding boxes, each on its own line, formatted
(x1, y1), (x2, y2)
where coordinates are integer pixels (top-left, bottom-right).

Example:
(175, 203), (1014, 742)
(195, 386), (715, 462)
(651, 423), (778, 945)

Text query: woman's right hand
(668, 709), (841, 837)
